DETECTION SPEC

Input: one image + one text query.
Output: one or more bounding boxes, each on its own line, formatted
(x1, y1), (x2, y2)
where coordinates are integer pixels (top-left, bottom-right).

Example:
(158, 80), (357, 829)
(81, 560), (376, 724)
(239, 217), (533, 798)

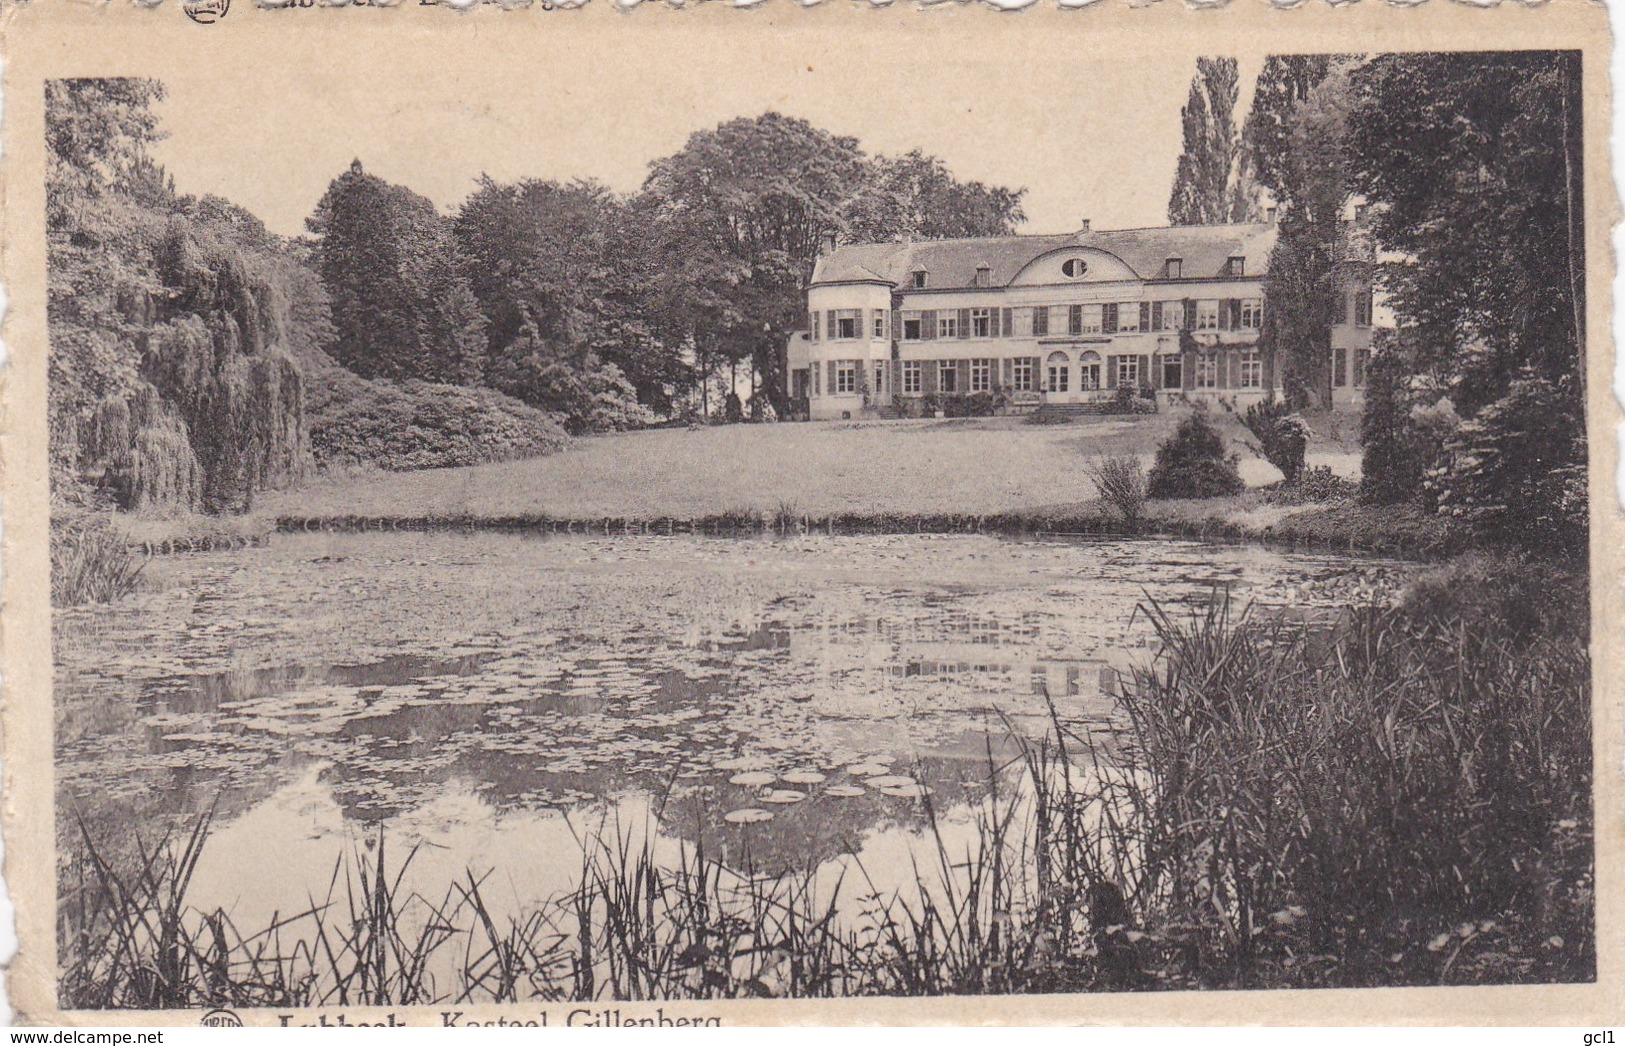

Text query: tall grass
(60, 573), (1592, 1005)
(51, 513), (147, 607)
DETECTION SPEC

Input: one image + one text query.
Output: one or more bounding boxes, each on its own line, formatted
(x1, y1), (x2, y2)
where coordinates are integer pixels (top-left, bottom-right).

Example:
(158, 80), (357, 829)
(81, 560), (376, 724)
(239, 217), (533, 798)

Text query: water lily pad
(824, 784), (866, 798)
(847, 763), (891, 777)
(729, 771), (776, 787)
(880, 783), (932, 799)
(781, 770), (826, 785)
(724, 808), (773, 825)
(759, 789), (806, 805)
(866, 775), (916, 789)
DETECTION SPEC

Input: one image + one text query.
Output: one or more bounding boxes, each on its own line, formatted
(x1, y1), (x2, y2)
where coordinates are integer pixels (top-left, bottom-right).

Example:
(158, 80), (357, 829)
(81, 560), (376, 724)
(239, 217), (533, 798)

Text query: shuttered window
(1103, 303), (1119, 334)
(1240, 298), (1262, 329)
(902, 360), (922, 393)
(1032, 306), (1049, 337)
(970, 308), (993, 338)
(1196, 300), (1219, 330)
(902, 311), (923, 340)
(1116, 355), (1140, 387)
(938, 313), (959, 339)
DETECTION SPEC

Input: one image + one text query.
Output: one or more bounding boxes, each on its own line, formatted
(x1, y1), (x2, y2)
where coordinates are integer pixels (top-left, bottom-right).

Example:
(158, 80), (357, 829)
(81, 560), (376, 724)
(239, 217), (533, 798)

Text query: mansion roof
(810, 222), (1279, 289)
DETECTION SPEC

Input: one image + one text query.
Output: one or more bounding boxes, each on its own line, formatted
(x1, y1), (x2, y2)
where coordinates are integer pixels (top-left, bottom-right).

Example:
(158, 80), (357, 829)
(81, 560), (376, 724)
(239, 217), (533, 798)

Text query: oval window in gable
(1062, 258), (1089, 279)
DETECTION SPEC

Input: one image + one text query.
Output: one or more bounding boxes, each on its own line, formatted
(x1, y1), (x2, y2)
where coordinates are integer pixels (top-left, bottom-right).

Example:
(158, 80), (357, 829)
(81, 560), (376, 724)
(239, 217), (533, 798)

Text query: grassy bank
(60, 565), (1591, 1005)
(259, 414), (1361, 523)
(266, 496), (1462, 562)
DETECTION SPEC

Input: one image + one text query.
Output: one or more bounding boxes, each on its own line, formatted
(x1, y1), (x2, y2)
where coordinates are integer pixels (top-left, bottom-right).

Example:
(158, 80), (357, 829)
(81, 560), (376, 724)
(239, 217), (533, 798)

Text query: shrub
(1102, 384), (1158, 415)
(1360, 338), (1461, 508)
(52, 513), (144, 607)
(307, 369), (568, 472)
(1428, 369), (1587, 558)
(1085, 455), (1149, 524)
(1296, 464), (1357, 503)
(1147, 413), (1244, 500)
(1241, 400), (1311, 485)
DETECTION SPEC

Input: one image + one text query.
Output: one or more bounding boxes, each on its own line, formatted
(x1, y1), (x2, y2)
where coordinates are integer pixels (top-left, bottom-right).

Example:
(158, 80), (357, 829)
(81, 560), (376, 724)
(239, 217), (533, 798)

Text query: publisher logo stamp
(200, 1008), (244, 1027)
(182, 0), (229, 25)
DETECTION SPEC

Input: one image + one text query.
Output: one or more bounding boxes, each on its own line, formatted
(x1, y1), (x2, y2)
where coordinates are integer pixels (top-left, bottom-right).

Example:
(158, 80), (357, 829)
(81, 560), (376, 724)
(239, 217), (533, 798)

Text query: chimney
(1078, 218), (1091, 233)
(819, 231), (837, 257)
(1265, 206), (1279, 224)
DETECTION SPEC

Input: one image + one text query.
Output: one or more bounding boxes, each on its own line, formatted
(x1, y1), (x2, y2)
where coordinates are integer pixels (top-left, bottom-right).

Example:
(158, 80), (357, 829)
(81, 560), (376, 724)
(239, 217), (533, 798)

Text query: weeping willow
(75, 217), (311, 513)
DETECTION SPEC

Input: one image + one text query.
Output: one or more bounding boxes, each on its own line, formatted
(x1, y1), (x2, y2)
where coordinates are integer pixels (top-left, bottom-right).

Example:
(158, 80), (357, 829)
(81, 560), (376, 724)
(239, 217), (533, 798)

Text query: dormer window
(973, 265), (992, 288)
(1227, 256), (1246, 277)
(911, 270), (929, 289)
(1164, 257), (1182, 279)
(1061, 258), (1089, 279)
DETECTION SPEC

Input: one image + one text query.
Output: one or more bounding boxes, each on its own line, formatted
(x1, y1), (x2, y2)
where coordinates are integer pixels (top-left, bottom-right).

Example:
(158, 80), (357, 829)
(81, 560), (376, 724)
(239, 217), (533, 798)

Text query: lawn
(263, 411), (1363, 522)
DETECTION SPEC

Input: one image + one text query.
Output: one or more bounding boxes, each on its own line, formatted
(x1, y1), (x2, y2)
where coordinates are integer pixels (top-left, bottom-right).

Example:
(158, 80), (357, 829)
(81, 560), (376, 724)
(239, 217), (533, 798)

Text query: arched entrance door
(1045, 350), (1072, 401)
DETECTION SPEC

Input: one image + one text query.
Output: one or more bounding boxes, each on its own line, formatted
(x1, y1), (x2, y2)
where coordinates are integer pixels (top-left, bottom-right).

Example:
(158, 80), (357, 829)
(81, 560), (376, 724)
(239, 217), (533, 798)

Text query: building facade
(787, 220), (1377, 421)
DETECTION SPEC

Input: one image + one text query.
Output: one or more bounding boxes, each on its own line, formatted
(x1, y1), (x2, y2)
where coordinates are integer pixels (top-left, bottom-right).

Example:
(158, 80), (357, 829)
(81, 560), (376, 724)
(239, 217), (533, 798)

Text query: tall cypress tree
(1167, 58), (1241, 226)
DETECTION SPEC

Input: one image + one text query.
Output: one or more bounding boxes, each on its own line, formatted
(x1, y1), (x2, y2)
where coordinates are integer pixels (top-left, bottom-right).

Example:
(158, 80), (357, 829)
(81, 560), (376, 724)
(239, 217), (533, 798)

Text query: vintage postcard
(1, 0), (1619, 1028)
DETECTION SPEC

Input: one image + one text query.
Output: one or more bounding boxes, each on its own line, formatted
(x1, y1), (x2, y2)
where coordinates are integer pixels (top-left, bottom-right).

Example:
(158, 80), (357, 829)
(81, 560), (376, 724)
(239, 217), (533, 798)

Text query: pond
(55, 531), (1411, 933)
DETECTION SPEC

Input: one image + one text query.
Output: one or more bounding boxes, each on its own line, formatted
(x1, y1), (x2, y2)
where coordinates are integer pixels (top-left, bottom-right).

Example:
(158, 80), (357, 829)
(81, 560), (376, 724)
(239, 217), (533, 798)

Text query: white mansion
(786, 219), (1377, 421)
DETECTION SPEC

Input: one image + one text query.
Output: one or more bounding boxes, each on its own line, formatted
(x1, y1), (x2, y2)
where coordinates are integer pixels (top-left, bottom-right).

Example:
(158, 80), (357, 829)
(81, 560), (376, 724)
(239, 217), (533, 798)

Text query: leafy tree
(845, 150), (1026, 243)
(454, 176), (651, 431)
(1168, 58), (1241, 226)
(641, 114), (866, 417)
(1348, 51), (1584, 414)
(1240, 55), (1337, 204)
(47, 78), (310, 513)
(1147, 413), (1244, 500)
(1258, 62), (1357, 409)
(308, 160), (485, 386)
(1347, 52), (1586, 552)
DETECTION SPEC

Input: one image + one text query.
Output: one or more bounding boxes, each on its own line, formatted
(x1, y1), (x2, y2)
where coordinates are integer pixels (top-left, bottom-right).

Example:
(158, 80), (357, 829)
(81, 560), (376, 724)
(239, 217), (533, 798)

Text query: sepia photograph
(6, 3), (1612, 1027)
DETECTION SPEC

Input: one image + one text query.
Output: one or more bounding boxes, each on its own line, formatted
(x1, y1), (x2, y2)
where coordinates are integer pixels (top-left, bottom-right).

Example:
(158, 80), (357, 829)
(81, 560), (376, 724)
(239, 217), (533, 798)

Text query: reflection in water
(55, 531), (1411, 925)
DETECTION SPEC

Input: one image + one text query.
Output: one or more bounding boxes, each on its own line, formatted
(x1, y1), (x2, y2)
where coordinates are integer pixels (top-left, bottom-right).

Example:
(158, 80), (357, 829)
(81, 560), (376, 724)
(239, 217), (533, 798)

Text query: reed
(51, 513), (147, 607)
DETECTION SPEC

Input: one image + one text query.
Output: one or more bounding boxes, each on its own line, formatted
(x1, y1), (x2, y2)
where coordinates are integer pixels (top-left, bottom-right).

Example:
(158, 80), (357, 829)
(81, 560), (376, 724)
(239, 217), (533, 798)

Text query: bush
(1085, 455), (1149, 524)
(1398, 553), (1587, 647)
(1296, 465), (1357, 503)
(1102, 384), (1158, 415)
(1147, 413), (1244, 500)
(917, 391), (1002, 418)
(1241, 400), (1310, 485)
(1428, 369), (1587, 558)
(1360, 336), (1460, 508)
(52, 513), (144, 607)
(307, 369), (569, 472)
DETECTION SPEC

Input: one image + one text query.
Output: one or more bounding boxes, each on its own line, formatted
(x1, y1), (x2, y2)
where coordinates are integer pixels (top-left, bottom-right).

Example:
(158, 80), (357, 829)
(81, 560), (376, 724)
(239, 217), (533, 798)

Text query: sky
(145, 21), (1261, 240)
